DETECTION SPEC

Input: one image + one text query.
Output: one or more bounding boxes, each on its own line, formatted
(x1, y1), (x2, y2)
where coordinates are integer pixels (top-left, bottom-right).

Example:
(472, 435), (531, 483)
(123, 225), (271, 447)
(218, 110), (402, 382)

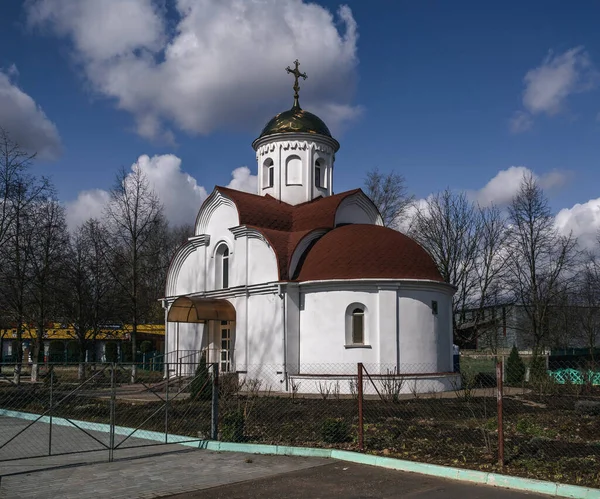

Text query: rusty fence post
(357, 362), (364, 452)
(496, 361), (504, 467)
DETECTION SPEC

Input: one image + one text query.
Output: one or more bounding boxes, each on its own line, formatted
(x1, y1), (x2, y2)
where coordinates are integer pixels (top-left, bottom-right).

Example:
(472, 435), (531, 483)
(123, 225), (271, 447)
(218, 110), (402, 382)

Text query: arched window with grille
(345, 303), (367, 347)
(215, 243), (230, 289)
(315, 159), (323, 188)
(263, 158), (274, 188)
(352, 308), (364, 344)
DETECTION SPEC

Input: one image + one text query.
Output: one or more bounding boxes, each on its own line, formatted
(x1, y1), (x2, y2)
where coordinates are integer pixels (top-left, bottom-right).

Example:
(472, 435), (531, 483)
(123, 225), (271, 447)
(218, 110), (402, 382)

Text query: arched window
(263, 158), (274, 188)
(215, 244), (230, 289)
(352, 308), (364, 344)
(315, 159), (323, 188)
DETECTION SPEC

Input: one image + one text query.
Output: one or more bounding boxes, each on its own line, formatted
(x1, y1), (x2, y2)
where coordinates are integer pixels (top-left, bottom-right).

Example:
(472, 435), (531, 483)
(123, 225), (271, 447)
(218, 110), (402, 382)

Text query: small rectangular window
(268, 166), (274, 188)
(432, 301), (438, 315)
(315, 167), (321, 188)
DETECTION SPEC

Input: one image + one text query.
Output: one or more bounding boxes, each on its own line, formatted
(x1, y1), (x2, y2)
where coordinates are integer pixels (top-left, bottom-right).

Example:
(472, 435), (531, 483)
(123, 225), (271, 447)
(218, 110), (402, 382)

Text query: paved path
(0, 450), (329, 499)
(168, 461), (549, 499)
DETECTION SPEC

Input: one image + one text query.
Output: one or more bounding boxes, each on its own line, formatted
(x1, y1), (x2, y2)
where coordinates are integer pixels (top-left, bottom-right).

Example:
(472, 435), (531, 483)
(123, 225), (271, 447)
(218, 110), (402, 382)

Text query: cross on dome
(286, 59), (307, 108)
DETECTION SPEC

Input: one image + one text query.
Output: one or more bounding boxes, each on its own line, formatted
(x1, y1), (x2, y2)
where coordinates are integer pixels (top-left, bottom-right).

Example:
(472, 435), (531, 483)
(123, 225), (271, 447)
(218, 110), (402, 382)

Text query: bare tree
(28, 199), (70, 382)
(0, 127), (36, 248)
(104, 166), (164, 381)
(506, 174), (579, 356)
(467, 205), (510, 352)
(576, 256), (600, 363)
(0, 177), (51, 383)
(409, 189), (482, 344)
(63, 219), (114, 379)
(364, 168), (414, 229)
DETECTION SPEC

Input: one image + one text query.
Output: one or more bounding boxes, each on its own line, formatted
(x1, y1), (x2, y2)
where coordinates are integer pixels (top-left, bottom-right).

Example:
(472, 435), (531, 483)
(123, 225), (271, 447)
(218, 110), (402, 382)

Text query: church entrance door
(219, 321), (232, 373)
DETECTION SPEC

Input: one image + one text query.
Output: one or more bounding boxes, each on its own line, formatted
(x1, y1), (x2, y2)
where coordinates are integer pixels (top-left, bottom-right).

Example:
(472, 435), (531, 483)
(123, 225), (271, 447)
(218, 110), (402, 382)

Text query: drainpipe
(163, 300), (169, 379)
(278, 283), (288, 391)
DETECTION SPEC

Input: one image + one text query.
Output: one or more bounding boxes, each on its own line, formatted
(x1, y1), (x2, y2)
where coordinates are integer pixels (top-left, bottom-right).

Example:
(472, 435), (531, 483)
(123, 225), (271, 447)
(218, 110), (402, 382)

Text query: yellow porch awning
(167, 296), (236, 323)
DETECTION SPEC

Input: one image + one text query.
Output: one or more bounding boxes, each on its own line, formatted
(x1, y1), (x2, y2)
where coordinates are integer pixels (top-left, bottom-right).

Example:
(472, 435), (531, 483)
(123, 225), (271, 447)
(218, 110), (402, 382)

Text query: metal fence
(0, 357), (599, 488)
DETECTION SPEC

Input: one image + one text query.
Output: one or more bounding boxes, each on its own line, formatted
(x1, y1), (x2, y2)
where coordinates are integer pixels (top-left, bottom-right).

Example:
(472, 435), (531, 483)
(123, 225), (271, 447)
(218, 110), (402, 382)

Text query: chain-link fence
(0, 357), (599, 488)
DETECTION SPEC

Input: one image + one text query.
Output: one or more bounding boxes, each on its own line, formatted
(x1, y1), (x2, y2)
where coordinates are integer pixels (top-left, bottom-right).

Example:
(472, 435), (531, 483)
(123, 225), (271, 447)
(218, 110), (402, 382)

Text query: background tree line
(365, 167), (600, 360)
(0, 128), (191, 383)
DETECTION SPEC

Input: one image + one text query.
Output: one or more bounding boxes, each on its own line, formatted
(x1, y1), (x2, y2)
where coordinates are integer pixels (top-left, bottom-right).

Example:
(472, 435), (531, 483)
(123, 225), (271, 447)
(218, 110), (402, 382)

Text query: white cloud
(511, 47), (597, 132)
(226, 166), (257, 193)
(0, 65), (62, 160)
(64, 188), (110, 231)
(134, 154), (208, 227)
(26, 0), (360, 141)
(470, 166), (568, 206)
(555, 198), (600, 250)
(509, 111), (533, 133)
(65, 153), (257, 231)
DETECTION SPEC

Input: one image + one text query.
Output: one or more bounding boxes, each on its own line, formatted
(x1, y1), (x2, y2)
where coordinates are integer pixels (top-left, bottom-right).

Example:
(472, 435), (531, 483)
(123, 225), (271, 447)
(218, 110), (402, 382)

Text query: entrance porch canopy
(167, 296), (236, 323)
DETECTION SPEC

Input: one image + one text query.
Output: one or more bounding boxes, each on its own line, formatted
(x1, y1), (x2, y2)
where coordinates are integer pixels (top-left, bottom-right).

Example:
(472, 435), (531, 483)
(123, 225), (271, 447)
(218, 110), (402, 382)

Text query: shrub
(530, 355), (548, 383)
(66, 341), (79, 362)
(506, 345), (526, 385)
(48, 341), (64, 363)
(221, 410), (245, 442)
(105, 342), (118, 363)
(121, 341), (132, 362)
(321, 417), (350, 444)
(140, 341), (153, 354)
(190, 355), (212, 401)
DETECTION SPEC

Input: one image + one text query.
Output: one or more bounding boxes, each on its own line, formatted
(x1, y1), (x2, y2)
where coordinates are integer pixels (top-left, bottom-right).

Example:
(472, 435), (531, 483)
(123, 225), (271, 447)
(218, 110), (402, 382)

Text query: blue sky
(1, 0), (600, 244)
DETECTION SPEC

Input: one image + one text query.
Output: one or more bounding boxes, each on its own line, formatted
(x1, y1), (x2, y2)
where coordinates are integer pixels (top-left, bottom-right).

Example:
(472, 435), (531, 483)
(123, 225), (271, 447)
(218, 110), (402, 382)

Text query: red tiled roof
(214, 187), (441, 282)
(215, 187), (361, 279)
(215, 186), (360, 231)
(295, 224), (444, 282)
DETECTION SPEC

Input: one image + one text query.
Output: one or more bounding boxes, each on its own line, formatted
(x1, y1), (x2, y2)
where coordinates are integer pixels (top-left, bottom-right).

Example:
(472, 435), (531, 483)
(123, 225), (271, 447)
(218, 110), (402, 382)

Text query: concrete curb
(1, 409), (598, 498)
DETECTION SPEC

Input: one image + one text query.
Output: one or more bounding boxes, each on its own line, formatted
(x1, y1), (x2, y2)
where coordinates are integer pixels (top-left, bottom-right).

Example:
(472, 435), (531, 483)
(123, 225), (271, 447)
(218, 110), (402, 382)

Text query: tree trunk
(13, 335), (22, 385)
(78, 342), (86, 381)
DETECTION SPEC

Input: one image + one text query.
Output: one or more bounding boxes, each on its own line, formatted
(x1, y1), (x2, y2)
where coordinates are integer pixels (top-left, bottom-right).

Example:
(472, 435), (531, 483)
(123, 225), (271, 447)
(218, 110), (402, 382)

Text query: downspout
(163, 299), (169, 379)
(278, 283), (288, 391)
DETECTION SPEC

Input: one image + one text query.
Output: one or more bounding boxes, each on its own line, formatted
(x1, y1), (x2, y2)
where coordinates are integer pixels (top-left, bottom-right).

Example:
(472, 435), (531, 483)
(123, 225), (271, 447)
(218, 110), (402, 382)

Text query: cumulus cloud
(555, 198), (600, 250)
(65, 154), (257, 231)
(510, 47), (597, 132)
(26, 0), (361, 140)
(226, 166), (257, 193)
(470, 166), (568, 206)
(0, 65), (62, 159)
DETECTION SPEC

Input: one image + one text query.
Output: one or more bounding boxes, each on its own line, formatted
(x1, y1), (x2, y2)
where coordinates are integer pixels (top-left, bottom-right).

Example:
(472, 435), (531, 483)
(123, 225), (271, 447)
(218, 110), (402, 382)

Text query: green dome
(258, 103), (332, 139)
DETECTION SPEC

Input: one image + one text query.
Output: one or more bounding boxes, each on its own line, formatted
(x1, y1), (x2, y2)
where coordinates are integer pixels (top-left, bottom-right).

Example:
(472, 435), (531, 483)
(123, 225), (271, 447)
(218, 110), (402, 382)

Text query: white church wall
(205, 204), (238, 290)
(246, 293), (284, 366)
(397, 288), (453, 374)
(254, 134), (337, 206)
(172, 246), (203, 295)
(299, 289), (379, 366)
(284, 287), (301, 374)
(281, 150), (308, 205)
(377, 288), (397, 367)
(247, 237), (279, 285)
(334, 193), (383, 227)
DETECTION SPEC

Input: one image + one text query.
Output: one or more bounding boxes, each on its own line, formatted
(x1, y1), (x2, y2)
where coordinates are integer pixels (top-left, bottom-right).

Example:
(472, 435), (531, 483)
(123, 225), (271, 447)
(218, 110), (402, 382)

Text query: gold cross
(286, 59), (307, 106)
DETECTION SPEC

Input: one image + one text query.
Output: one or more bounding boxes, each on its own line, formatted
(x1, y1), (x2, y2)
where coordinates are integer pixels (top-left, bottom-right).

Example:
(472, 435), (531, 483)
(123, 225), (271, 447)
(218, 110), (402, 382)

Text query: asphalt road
(167, 461), (547, 499)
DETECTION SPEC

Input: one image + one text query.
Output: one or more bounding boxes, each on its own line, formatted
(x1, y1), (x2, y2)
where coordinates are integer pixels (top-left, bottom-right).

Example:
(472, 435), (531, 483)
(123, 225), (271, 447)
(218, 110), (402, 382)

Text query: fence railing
(0, 359), (598, 488)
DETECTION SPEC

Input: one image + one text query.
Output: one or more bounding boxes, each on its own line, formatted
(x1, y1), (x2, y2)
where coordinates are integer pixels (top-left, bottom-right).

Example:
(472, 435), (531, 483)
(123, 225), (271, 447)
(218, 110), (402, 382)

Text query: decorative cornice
(229, 225), (271, 246)
(253, 132), (339, 154)
(165, 242), (198, 297)
(188, 234), (210, 248)
(164, 282), (280, 303)
(195, 190), (237, 234)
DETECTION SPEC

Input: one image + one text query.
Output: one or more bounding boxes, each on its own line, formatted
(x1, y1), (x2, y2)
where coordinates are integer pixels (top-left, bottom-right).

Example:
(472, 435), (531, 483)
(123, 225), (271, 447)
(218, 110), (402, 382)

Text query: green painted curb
(1, 409), (598, 498)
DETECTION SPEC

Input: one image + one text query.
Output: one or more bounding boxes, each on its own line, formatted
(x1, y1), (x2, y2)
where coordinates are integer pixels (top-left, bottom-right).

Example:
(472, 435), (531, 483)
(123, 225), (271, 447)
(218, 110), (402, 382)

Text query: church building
(164, 61), (457, 393)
